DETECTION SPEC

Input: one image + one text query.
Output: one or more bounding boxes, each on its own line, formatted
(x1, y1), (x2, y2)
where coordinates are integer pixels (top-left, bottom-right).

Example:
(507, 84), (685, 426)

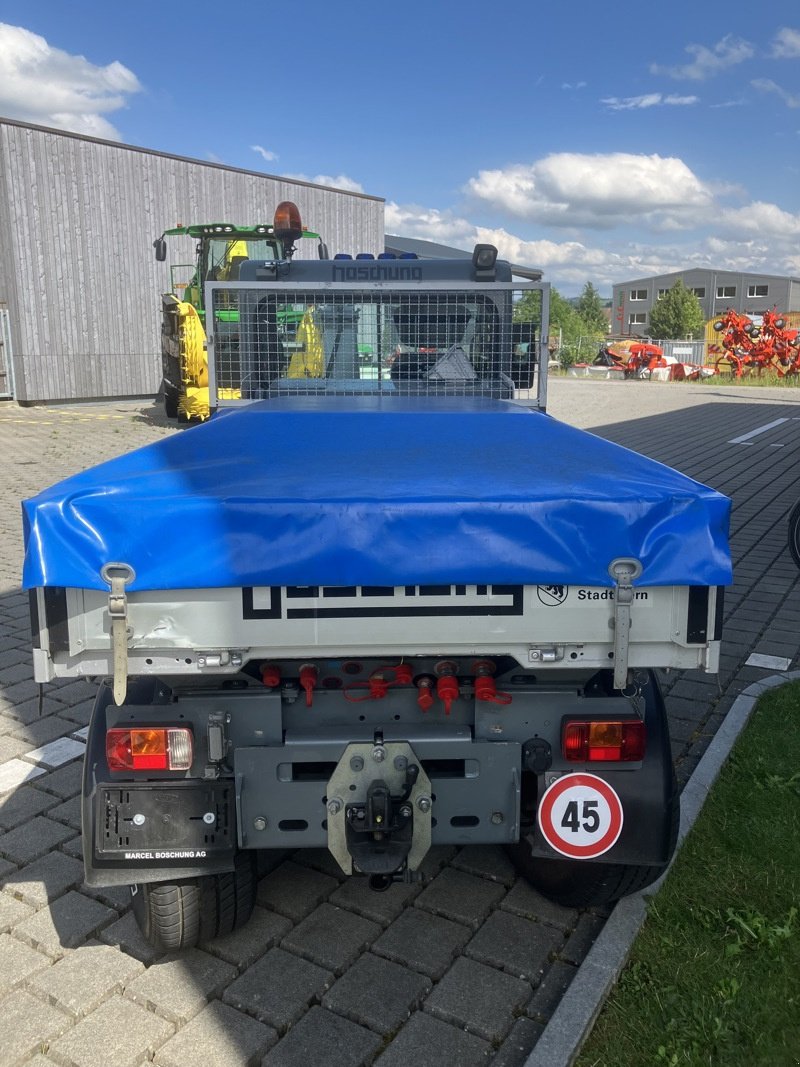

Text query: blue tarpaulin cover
(21, 398), (732, 592)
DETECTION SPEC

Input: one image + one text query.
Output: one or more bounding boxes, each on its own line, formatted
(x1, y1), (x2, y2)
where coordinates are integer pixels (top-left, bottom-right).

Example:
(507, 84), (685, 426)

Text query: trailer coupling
(326, 740), (432, 888)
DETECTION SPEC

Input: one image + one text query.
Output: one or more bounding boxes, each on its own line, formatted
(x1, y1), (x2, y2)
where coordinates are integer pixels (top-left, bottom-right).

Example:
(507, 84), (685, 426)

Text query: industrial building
(0, 118), (383, 403)
(611, 268), (800, 337)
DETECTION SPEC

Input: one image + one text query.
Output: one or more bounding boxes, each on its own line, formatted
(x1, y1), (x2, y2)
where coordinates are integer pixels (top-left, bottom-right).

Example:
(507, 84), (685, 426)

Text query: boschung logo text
(332, 265), (423, 281)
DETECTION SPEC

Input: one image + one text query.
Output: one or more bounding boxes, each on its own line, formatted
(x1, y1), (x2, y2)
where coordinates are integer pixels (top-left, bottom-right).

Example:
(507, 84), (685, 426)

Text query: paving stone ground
(1, 382), (798, 1066)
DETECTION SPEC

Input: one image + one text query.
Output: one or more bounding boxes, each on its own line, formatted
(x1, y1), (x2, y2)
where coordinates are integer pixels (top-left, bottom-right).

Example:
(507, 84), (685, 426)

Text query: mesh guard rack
(204, 277), (550, 410)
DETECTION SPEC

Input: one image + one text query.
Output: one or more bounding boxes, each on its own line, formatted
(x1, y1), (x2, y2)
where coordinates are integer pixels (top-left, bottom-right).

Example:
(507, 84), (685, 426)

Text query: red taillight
(563, 720), (645, 762)
(106, 727), (193, 772)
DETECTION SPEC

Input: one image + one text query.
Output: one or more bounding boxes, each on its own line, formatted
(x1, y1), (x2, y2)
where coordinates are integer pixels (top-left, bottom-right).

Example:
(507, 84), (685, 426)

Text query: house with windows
(610, 269), (800, 336)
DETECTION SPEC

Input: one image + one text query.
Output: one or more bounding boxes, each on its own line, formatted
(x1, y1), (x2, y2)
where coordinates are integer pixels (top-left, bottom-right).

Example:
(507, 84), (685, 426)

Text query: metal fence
(205, 282), (547, 407)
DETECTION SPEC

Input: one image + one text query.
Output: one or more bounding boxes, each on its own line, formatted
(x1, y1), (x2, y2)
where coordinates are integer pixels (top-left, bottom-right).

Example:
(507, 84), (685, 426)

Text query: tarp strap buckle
(101, 563), (135, 707)
(609, 558), (643, 691)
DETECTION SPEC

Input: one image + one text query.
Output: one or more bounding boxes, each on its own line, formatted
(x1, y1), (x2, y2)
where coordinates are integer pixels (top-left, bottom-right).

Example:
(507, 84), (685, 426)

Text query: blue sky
(1, 0), (799, 295)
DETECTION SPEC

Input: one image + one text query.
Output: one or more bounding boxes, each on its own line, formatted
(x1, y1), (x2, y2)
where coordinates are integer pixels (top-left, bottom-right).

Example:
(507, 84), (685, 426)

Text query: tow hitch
(326, 740), (432, 883)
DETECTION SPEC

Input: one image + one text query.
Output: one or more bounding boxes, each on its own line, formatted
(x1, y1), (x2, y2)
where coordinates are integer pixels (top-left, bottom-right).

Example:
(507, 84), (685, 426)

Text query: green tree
(576, 281), (607, 334)
(648, 280), (705, 340)
(515, 284), (608, 367)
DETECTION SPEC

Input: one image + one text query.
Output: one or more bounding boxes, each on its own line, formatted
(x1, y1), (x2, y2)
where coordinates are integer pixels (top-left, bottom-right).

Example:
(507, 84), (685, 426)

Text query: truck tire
(507, 790), (679, 908)
(789, 498), (800, 569)
(131, 851), (257, 949)
(162, 380), (179, 420)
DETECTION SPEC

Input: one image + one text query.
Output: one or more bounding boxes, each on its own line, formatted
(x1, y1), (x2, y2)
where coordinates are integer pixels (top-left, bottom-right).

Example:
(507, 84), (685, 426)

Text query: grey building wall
(0, 118), (384, 402)
(611, 268), (800, 336)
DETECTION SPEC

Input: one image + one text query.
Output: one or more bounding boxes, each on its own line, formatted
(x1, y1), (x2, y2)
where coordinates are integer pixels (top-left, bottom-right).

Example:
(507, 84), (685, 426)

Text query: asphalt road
(1, 379), (798, 1067)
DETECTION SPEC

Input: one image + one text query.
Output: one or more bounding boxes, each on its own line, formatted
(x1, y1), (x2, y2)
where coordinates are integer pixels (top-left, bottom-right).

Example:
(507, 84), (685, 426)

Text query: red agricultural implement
(712, 308), (800, 377)
(593, 342), (704, 380)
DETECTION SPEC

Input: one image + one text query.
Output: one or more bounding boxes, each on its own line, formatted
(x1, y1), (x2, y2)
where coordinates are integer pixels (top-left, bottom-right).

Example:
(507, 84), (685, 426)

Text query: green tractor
(153, 201), (325, 420)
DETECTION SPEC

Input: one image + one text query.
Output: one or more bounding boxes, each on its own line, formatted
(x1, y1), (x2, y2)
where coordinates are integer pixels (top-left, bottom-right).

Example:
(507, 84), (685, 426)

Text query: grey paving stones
(47, 794), (82, 831)
(256, 859), (338, 921)
(34, 760), (83, 798)
(125, 947), (237, 1023)
(328, 872), (421, 925)
(153, 1001), (277, 1067)
(558, 912), (607, 966)
(29, 941), (144, 1016)
(280, 902), (381, 974)
(1, 849), (84, 908)
(525, 959), (578, 1022)
(0, 932), (52, 994)
(425, 956), (531, 1042)
(262, 1005), (382, 1067)
(375, 1010), (491, 1067)
(492, 1017), (546, 1067)
(200, 905), (292, 969)
(0, 815), (73, 864)
(0, 734), (29, 762)
(322, 952), (432, 1034)
(415, 867), (506, 929)
(500, 879), (577, 932)
(8, 713), (77, 748)
(98, 910), (166, 965)
(451, 844), (517, 886)
(372, 906), (471, 979)
(0, 782), (57, 829)
(47, 994), (174, 1067)
(0, 891), (34, 931)
(223, 947), (334, 1031)
(13, 889), (116, 957)
(465, 910), (564, 982)
(0, 988), (72, 1066)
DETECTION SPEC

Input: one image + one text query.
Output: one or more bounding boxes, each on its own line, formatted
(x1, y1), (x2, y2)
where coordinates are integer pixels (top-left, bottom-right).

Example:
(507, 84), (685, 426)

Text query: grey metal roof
(386, 235), (542, 280)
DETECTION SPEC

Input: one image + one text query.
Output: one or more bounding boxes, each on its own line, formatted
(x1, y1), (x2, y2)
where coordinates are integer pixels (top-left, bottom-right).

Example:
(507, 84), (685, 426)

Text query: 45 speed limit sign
(538, 773), (624, 858)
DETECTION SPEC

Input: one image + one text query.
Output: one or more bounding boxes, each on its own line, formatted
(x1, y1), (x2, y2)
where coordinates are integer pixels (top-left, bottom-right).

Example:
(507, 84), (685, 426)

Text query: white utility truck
(23, 227), (731, 948)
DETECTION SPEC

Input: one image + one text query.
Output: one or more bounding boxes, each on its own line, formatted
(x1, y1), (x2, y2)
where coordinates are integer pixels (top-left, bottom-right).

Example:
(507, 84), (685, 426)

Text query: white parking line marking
(746, 652), (791, 671)
(0, 758), (47, 793)
(728, 418), (789, 445)
(23, 736), (86, 769)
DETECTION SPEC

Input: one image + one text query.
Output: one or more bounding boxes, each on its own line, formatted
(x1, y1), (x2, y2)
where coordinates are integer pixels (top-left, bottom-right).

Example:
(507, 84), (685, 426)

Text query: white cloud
(282, 172), (364, 193)
(251, 144), (278, 163)
(772, 27), (800, 58)
(561, 81), (587, 90)
(0, 22), (141, 140)
(465, 152), (714, 229)
(385, 202), (477, 247)
(719, 201), (800, 238)
(386, 188), (800, 295)
(651, 34), (754, 81)
(602, 93), (698, 110)
(751, 78), (800, 108)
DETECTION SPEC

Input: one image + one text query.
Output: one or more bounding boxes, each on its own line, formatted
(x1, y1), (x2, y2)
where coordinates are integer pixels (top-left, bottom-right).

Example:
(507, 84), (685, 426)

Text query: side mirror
(318, 241), (329, 260)
(153, 237), (167, 262)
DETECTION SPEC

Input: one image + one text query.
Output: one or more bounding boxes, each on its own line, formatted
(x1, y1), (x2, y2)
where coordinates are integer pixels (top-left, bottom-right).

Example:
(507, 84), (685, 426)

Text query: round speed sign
(538, 773), (624, 859)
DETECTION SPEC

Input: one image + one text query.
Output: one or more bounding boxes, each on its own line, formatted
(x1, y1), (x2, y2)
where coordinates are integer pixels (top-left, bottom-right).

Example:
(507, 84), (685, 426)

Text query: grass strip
(576, 681), (800, 1067)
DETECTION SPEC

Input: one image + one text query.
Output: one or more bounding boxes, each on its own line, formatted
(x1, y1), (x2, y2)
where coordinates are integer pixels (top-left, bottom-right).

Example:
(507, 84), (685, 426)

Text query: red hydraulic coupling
(299, 664), (318, 707)
(416, 676), (435, 712)
(261, 664), (282, 688)
(473, 659), (512, 706)
(345, 664), (415, 703)
(436, 674), (459, 715)
(392, 664), (414, 686)
(367, 673), (390, 700)
(474, 675), (513, 705)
